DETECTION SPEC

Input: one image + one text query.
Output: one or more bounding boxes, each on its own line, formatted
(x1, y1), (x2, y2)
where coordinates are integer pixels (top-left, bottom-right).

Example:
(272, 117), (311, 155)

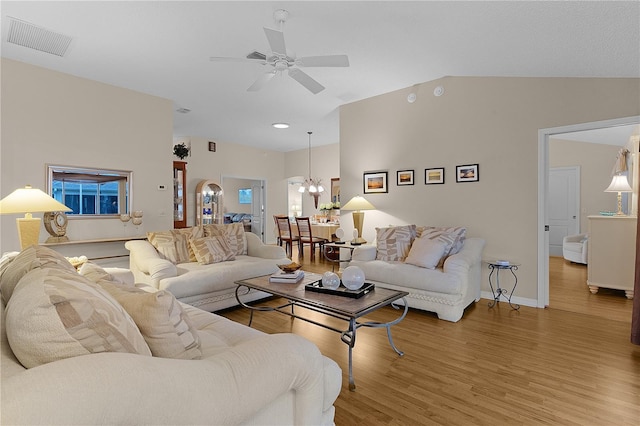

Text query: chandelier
(299, 131), (324, 207)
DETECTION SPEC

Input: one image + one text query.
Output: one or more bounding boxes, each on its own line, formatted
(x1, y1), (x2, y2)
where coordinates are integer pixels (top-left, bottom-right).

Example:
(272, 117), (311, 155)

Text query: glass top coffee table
(235, 272), (408, 391)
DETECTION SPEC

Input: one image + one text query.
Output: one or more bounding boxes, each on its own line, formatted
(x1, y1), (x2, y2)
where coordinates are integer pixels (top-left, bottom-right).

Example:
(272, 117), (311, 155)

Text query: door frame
(537, 115), (640, 307)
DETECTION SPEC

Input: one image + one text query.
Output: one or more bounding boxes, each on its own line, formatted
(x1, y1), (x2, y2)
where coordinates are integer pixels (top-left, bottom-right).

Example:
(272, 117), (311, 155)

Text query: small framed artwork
(425, 168), (445, 185)
(363, 171), (388, 194)
(208, 141), (216, 152)
(456, 164), (479, 182)
(397, 170), (414, 186)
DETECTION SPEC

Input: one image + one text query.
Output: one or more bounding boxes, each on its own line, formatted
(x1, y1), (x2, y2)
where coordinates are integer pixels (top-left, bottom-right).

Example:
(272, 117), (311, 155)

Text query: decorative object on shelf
(299, 131), (324, 208)
(132, 210), (143, 226)
(0, 185), (72, 250)
(341, 195), (375, 245)
(342, 265), (365, 290)
(173, 142), (190, 160)
(43, 211), (69, 243)
(363, 171), (388, 194)
(456, 164), (479, 183)
(397, 170), (414, 186)
(119, 213), (131, 236)
(322, 271), (341, 290)
(425, 167), (445, 185)
(604, 174), (632, 216)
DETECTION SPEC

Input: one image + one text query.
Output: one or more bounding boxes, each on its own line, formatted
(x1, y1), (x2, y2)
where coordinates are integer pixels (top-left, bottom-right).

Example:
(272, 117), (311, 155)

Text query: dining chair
(274, 215), (299, 259)
(296, 216), (328, 261)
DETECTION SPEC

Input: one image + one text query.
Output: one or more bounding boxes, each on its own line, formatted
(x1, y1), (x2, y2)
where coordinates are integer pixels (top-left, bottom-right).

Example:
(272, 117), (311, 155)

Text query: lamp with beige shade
(0, 185), (72, 250)
(341, 195), (375, 245)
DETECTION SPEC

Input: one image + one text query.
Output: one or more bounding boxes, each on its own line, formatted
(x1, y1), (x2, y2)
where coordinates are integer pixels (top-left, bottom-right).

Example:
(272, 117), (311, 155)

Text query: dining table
(291, 222), (340, 241)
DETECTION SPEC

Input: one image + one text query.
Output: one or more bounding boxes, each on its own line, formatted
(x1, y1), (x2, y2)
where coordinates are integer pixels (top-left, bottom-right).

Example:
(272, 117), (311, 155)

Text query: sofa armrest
(352, 244), (377, 261)
(125, 240), (177, 283)
(443, 237), (485, 276)
(563, 233), (588, 244)
(1, 333), (337, 425)
(245, 232), (287, 259)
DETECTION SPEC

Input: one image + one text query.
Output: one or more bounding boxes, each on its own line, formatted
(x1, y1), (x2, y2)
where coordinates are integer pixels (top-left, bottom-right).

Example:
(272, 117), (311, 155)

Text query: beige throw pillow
(189, 236), (236, 265)
(0, 245), (77, 305)
(6, 268), (151, 368)
(203, 223), (247, 256)
(405, 238), (447, 269)
(375, 225), (417, 261)
(147, 227), (203, 264)
(96, 281), (202, 360)
(416, 226), (467, 267)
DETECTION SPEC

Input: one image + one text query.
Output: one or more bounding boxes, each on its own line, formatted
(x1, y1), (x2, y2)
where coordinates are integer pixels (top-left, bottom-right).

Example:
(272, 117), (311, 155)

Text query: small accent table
(323, 242), (358, 272)
(486, 261), (520, 310)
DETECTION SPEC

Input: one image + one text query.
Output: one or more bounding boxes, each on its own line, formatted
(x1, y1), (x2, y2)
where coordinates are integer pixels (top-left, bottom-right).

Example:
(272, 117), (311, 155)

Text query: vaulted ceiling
(2, 1), (639, 151)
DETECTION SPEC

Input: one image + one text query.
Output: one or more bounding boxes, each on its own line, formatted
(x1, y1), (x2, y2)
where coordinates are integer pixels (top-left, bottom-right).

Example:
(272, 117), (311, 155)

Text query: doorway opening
(537, 115), (640, 308)
(221, 175), (266, 242)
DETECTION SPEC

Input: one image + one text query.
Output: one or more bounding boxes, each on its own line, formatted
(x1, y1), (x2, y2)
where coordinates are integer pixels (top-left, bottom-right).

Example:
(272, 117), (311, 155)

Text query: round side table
(486, 261), (520, 310)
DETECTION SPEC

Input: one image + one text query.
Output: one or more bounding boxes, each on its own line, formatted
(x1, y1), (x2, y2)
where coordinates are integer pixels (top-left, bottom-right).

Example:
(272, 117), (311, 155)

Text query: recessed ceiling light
(272, 123), (290, 129)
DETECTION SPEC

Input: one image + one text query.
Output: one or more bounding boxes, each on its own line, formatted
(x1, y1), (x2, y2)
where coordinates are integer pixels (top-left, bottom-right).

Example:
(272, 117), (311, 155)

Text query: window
(238, 188), (252, 204)
(46, 165), (132, 217)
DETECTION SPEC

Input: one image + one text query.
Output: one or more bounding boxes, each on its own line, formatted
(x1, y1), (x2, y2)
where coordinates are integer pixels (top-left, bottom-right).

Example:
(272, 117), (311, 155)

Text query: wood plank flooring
(219, 246), (640, 425)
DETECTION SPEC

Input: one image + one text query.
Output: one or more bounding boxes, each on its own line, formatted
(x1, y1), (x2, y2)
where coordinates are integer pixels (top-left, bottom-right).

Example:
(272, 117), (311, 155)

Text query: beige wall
(549, 139), (625, 233)
(340, 76), (640, 303)
(1, 59), (174, 253)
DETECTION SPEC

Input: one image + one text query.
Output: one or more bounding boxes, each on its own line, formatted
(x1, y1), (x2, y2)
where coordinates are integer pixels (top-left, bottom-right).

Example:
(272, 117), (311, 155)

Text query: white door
(548, 167), (580, 256)
(251, 181), (265, 241)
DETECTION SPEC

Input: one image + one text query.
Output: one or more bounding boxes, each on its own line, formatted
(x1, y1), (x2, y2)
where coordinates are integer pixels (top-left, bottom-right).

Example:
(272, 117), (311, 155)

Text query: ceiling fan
(209, 9), (349, 94)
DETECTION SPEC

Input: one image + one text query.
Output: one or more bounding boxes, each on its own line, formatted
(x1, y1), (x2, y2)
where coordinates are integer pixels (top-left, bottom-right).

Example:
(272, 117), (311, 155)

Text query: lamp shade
(341, 195), (375, 212)
(604, 175), (632, 193)
(0, 185), (72, 214)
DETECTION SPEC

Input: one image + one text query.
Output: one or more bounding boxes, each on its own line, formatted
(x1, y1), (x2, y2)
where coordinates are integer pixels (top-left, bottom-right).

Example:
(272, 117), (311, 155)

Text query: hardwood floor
(220, 246), (640, 425)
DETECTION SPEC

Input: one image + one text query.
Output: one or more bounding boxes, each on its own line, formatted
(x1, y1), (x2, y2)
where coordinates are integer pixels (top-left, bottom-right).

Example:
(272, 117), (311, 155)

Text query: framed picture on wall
(456, 164), (479, 182)
(397, 170), (414, 186)
(363, 171), (388, 193)
(425, 168), (445, 185)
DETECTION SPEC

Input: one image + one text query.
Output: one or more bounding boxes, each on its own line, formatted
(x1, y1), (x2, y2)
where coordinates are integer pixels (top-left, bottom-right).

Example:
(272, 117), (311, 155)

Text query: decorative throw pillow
(147, 227), (203, 264)
(0, 245), (77, 305)
(416, 226), (467, 267)
(96, 280), (202, 360)
(404, 238), (447, 269)
(203, 223), (247, 256)
(375, 225), (417, 262)
(5, 268), (151, 368)
(189, 236), (236, 265)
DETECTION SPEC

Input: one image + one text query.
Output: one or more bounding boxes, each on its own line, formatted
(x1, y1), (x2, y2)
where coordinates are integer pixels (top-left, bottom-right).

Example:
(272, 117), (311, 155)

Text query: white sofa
(1, 246), (342, 425)
(562, 233), (588, 264)
(126, 227), (289, 312)
(349, 225), (485, 322)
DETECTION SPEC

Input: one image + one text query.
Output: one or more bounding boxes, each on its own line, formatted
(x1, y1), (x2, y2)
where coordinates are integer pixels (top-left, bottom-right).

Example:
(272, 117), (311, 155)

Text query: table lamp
(341, 195), (375, 245)
(604, 174), (633, 216)
(0, 185), (72, 250)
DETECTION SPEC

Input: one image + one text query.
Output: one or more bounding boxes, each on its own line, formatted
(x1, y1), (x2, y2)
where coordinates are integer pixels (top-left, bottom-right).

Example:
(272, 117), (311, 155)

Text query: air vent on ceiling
(176, 108), (191, 114)
(7, 17), (73, 57)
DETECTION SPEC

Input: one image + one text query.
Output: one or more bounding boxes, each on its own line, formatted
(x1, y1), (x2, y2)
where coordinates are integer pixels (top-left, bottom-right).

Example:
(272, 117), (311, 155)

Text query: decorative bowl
(277, 262), (302, 273)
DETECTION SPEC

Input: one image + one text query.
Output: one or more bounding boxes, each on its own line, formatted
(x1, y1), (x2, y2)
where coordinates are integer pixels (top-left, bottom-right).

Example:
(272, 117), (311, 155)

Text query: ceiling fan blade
(297, 55), (350, 67)
(263, 27), (286, 55)
(246, 51), (267, 60)
(247, 71), (276, 92)
(210, 56), (265, 64)
(288, 68), (325, 94)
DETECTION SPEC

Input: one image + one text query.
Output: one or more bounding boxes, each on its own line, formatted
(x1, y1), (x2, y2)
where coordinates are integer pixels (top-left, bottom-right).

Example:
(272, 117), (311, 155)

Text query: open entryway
(222, 176), (266, 242)
(548, 167), (580, 256)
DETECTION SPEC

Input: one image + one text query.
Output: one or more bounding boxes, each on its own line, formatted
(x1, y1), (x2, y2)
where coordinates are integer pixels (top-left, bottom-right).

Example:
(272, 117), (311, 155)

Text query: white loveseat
(126, 224), (289, 312)
(1, 246), (342, 425)
(349, 225), (485, 322)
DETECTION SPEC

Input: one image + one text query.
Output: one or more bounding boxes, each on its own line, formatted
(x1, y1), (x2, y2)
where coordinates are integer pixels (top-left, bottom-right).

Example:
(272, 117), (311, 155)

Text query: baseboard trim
(480, 291), (538, 308)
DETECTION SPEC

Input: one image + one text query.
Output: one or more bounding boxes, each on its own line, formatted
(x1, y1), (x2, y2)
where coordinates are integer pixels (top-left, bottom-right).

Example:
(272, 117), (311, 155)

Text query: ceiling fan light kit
(209, 9), (349, 94)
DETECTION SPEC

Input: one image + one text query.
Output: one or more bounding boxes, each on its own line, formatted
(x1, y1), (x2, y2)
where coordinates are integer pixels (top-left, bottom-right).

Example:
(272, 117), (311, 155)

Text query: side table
(486, 261), (520, 310)
(323, 242), (357, 272)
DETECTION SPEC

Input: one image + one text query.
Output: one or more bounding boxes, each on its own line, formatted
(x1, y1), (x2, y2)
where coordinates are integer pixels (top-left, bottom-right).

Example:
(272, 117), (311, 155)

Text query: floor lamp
(341, 195), (375, 245)
(0, 185), (72, 250)
(604, 174), (633, 216)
